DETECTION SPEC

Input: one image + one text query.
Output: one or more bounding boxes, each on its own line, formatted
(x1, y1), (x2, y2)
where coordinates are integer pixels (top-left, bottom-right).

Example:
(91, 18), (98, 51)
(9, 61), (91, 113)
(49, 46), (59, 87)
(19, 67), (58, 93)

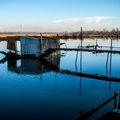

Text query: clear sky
(0, 0), (120, 32)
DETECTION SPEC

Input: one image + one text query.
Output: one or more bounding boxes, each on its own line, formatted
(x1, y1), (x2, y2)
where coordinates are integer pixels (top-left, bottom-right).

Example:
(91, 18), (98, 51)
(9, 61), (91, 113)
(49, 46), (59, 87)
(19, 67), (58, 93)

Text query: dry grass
(0, 33), (58, 38)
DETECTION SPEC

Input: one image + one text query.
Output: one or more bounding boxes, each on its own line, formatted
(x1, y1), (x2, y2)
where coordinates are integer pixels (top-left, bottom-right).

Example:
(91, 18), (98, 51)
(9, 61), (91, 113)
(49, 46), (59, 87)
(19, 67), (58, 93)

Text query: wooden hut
(20, 36), (60, 57)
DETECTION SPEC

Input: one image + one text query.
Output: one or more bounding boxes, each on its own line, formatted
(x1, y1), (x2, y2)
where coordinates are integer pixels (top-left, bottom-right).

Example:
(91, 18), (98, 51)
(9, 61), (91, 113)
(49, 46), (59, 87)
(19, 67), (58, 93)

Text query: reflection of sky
(60, 39), (120, 77)
(0, 41), (7, 51)
(0, 41), (21, 53)
(61, 39), (120, 50)
(0, 39), (120, 119)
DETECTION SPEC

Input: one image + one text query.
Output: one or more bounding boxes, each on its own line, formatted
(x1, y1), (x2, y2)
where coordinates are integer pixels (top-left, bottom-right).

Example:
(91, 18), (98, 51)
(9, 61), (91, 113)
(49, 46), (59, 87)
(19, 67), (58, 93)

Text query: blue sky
(0, 0), (120, 32)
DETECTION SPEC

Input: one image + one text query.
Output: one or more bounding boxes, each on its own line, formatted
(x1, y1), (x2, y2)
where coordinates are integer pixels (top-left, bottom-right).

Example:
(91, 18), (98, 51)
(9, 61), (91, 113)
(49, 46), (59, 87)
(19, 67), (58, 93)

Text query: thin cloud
(53, 16), (112, 24)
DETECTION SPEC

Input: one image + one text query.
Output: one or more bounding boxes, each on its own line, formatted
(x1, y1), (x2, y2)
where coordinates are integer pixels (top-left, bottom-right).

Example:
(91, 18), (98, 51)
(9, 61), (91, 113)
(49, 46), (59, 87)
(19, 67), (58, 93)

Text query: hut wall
(20, 37), (60, 57)
(20, 37), (41, 57)
(41, 38), (60, 54)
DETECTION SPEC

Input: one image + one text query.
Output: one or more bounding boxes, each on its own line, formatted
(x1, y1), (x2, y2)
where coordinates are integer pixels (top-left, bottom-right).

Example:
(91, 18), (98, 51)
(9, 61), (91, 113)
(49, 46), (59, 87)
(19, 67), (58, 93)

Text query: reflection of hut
(17, 59), (47, 75)
(20, 37), (60, 57)
(7, 59), (17, 72)
(7, 54), (60, 75)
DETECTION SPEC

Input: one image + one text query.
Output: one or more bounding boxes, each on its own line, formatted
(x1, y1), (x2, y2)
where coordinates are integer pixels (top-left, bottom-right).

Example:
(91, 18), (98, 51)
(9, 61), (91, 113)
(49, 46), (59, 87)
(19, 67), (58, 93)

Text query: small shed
(20, 36), (60, 57)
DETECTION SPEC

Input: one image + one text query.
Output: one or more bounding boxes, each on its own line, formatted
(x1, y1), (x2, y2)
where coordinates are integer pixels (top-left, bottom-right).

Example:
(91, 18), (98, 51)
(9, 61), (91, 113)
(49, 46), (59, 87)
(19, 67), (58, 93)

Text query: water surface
(0, 38), (120, 120)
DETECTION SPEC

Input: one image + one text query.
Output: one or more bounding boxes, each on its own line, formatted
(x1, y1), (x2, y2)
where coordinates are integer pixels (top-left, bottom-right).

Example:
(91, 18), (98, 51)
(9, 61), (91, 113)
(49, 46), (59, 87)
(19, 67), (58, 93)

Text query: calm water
(0, 39), (120, 120)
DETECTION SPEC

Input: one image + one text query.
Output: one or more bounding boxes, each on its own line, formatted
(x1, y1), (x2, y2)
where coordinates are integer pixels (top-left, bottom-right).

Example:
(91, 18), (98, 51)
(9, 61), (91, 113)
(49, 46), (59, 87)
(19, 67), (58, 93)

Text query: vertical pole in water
(40, 33), (43, 41)
(106, 52), (109, 77)
(56, 33), (59, 39)
(40, 33), (43, 80)
(109, 38), (112, 90)
(80, 27), (83, 72)
(75, 50), (79, 72)
(40, 33), (43, 53)
(56, 33), (59, 49)
(81, 27), (83, 49)
(110, 38), (113, 50)
(117, 28), (119, 39)
(80, 27), (83, 96)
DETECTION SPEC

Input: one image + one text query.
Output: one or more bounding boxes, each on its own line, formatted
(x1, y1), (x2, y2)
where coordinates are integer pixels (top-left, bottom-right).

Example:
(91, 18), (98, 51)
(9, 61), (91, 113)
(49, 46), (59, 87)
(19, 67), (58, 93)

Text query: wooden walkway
(50, 48), (120, 54)
(39, 48), (120, 58)
(0, 51), (20, 58)
(0, 51), (7, 56)
(1, 47), (120, 59)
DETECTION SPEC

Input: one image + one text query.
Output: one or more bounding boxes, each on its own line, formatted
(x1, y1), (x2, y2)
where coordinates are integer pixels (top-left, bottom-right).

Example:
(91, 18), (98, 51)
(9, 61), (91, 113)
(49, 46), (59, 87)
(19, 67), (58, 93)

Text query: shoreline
(0, 33), (120, 40)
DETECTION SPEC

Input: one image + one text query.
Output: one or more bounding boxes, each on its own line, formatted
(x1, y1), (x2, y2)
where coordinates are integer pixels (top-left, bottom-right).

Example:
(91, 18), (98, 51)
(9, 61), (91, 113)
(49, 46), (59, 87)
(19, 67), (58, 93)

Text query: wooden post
(110, 38), (112, 50)
(80, 27), (83, 49)
(39, 33), (43, 55)
(40, 33), (42, 40)
(56, 33), (59, 39)
(116, 28), (119, 38)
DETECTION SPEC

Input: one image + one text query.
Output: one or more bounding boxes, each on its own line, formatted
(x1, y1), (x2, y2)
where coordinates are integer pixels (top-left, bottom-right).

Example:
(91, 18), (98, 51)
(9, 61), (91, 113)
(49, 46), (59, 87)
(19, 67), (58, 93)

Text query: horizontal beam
(50, 48), (120, 54)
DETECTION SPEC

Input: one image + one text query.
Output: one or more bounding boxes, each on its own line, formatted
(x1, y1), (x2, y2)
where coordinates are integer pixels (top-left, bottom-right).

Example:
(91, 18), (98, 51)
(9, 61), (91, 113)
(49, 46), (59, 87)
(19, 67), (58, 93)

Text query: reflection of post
(40, 65), (43, 81)
(109, 38), (113, 90)
(7, 59), (17, 71)
(79, 50), (82, 96)
(109, 51), (112, 90)
(113, 90), (120, 113)
(106, 52), (109, 77)
(75, 51), (79, 72)
(114, 92), (117, 108)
